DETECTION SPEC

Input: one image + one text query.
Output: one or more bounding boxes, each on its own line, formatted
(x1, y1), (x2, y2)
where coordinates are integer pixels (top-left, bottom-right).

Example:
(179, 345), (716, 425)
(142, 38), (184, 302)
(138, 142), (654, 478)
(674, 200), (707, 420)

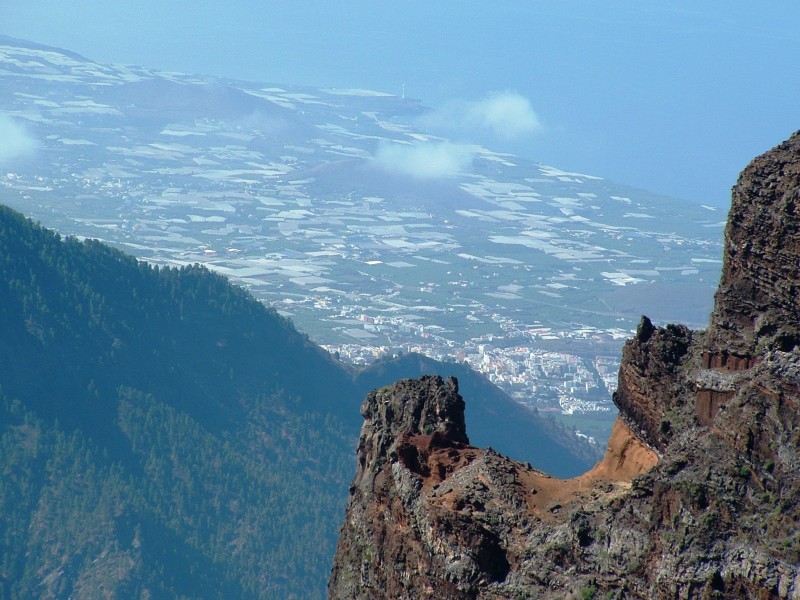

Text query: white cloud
(419, 91), (541, 140)
(0, 114), (37, 162)
(372, 141), (472, 179)
(466, 91), (541, 138)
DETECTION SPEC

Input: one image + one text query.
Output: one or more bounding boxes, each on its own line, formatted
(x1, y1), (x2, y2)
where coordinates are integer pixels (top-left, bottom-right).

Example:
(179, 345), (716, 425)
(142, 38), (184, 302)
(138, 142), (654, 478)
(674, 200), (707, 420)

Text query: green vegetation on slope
(0, 205), (355, 599)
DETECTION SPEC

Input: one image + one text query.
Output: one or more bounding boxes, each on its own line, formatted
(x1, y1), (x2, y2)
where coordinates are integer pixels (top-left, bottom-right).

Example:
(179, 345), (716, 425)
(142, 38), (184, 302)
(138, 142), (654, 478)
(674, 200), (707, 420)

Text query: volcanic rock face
(707, 132), (800, 357)
(329, 133), (800, 599)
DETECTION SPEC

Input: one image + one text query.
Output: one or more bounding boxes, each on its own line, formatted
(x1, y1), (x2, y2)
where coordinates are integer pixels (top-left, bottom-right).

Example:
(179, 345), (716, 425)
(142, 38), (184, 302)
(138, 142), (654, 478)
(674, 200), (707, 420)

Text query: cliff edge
(329, 132), (800, 599)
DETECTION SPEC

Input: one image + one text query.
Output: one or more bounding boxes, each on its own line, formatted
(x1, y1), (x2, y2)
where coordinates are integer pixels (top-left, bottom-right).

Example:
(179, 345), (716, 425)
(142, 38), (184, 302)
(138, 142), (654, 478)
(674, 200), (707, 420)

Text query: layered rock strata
(707, 133), (800, 357)
(329, 132), (800, 599)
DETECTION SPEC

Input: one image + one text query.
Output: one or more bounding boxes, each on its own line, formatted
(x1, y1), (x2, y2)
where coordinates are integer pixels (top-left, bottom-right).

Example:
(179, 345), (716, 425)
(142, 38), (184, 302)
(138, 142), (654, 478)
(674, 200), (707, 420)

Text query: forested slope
(0, 204), (355, 599)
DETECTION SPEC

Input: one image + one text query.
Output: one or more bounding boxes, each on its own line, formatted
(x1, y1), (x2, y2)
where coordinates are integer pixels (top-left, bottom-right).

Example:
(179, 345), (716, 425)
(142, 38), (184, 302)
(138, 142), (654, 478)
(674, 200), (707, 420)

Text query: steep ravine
(329, 132), (800, 599)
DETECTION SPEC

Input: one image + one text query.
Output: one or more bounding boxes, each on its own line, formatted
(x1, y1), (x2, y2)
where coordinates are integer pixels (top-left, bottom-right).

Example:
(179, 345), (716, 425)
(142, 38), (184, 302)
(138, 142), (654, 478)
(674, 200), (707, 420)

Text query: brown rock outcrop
(329, 376), (659, 600)
(707, 131), (800, 356)
(329, 132), (800, 599)
(613, 317), (693, 451)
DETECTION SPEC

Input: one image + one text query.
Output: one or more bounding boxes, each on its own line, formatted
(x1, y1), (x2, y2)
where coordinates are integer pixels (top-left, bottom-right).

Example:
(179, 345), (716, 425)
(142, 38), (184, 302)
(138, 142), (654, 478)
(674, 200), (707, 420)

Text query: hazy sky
(3, 1), (799, 207)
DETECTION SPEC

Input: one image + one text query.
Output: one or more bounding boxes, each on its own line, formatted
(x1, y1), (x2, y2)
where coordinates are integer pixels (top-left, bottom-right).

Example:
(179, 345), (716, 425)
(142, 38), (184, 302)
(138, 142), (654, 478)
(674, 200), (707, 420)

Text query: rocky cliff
(329, 132), (800, 599)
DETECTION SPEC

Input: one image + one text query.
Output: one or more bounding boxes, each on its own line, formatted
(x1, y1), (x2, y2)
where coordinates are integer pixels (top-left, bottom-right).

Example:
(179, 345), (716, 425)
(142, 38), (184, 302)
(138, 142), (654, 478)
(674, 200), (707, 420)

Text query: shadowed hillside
(0, 204), (357, 599)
